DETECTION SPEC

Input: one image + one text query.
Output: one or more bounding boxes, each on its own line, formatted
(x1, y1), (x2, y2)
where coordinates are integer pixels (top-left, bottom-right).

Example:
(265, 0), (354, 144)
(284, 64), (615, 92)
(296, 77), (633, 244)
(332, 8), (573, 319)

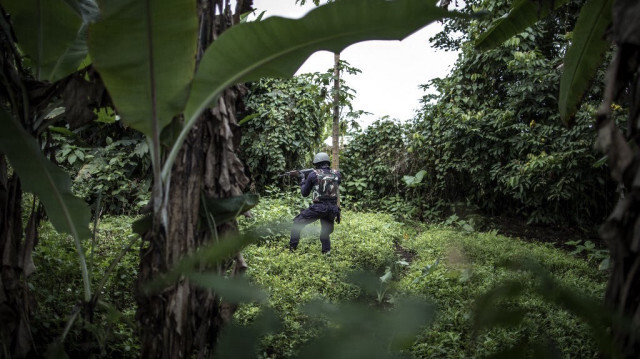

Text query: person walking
(289, 152), (341, 254)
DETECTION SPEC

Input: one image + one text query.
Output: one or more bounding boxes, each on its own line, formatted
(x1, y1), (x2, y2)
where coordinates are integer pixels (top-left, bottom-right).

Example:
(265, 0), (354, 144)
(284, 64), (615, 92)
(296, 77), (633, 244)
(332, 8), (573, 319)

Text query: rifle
(279, 168), (314, 178)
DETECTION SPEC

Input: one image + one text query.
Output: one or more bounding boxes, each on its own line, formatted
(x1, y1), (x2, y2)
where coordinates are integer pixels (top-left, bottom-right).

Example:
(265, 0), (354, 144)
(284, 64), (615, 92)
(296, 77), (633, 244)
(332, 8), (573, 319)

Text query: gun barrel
(279, 168), (314, 177)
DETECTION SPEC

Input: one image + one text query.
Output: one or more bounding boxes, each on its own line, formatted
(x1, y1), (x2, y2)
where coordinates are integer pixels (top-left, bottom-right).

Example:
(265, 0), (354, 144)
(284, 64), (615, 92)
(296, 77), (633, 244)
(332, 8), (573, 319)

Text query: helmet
(313, 152), (330, 164)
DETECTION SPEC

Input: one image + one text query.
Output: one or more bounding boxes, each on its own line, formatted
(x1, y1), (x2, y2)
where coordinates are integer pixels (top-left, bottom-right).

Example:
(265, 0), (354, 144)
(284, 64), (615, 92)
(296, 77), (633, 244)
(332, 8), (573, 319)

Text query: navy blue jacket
(300, 165), (342, 199)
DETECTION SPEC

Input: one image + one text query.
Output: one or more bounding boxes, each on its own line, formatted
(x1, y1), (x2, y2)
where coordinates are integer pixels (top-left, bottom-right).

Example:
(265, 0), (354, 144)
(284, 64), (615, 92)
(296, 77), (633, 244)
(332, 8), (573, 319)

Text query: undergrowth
(32, 216), (139, 357)
(30, 197), (608, 358)
(238, 197), (608, 358)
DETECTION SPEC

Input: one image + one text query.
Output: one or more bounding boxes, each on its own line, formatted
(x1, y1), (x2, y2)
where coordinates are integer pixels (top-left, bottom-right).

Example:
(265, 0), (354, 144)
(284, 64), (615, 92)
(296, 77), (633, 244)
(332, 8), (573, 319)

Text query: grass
(32, 216), (140, 357)
(399, 227), (607, 358)
(237, 198), (608, 358)
(30, 196), (609, 358)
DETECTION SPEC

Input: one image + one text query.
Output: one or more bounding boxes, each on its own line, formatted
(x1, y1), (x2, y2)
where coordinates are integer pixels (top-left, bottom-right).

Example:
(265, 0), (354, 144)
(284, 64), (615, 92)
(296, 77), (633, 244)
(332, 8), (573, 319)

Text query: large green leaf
(4, 0), (84, 82)
(186, 273), (267, 304)
(88, 0), (198, 137)
(62, 0), (100, 23)
(143, 224), (280, 294)
(201, 193), (260, 226)
(0, 109), (91, 241)
(164, 0), (463, 179)
(559, 0), (613, 122)
(298, 298), (435, 358)
(475, 0), (570, 50)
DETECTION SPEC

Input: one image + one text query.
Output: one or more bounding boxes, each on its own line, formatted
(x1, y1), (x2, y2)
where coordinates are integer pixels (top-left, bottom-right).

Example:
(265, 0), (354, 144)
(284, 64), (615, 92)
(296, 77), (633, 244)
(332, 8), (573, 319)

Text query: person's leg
(319, 217), (335, 254)
(290, 207), (318, 250)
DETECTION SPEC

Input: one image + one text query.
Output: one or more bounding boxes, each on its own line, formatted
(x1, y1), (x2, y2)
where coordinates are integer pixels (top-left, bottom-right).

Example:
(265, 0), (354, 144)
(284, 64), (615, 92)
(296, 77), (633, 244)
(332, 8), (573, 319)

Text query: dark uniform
(289, 165), (341, 254)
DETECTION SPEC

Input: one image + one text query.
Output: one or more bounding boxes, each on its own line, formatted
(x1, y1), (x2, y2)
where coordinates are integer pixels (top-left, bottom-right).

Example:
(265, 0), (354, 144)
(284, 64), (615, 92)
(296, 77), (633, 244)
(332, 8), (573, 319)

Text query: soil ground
(484, 216), (603, 250)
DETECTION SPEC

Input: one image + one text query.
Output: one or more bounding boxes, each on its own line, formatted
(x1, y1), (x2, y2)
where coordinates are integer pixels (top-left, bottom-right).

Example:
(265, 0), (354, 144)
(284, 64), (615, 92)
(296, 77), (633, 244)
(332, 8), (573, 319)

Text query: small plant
(443, 214), (475, 232)
(376, 259), (411, 305)
(565, 239), (611, 270)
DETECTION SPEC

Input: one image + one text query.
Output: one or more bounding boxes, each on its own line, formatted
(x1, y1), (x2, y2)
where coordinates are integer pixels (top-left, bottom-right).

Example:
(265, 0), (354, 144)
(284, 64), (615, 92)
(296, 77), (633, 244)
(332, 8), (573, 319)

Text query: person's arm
(300, 171), (316, 197)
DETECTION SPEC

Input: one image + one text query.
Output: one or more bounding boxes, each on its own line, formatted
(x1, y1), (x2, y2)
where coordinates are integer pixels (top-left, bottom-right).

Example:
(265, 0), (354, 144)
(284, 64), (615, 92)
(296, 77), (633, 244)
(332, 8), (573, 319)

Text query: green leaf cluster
(340, 119), (411, 213)
(339, 0), (620, 225)
(239, 76), (329, 189)
(400, 227), (607, 357)
(31, 217), (140, 357)
(55, 134), (151, 214)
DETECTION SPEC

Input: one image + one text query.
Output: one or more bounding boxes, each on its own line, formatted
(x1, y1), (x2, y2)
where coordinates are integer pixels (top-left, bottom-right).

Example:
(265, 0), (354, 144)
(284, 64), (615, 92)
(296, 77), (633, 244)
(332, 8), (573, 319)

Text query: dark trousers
(290, 202), (339, 253)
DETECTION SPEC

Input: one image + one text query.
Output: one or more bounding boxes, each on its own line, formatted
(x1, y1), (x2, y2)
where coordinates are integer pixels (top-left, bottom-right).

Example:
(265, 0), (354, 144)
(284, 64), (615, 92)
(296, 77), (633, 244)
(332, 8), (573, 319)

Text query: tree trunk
(331, 52), (340, 171)
(0, 157), (34, 359)
(136, 1), (251, 358)
(595, 4), (640, 354)
(0, 10), (39, 355)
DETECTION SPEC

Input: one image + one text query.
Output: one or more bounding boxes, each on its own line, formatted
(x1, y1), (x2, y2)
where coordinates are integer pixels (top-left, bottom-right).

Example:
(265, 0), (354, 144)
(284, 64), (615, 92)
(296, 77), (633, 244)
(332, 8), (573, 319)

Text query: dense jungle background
(1, 0), (638, 358)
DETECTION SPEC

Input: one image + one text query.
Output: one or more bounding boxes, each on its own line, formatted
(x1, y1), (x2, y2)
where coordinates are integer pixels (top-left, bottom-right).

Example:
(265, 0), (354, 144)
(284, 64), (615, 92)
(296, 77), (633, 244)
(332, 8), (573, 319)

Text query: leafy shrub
(239, 76), (329, 190)
(340, 119), (415, 217)
(31, 217), (140, 357)
(55, 132), (151, 215)
(399, 227), (607, 357)
(335, 0), (621, 226)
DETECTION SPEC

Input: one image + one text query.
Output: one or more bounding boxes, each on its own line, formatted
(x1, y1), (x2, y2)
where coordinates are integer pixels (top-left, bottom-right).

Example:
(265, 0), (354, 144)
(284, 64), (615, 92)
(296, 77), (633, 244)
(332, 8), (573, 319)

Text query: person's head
(312, 152), (330, 168)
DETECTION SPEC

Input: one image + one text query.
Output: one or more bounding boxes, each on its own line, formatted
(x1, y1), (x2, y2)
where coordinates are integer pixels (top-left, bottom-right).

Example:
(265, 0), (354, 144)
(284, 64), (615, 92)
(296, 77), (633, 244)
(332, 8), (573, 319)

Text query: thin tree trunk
(331, 52), (340, 171)
(136, 1), (251, 357)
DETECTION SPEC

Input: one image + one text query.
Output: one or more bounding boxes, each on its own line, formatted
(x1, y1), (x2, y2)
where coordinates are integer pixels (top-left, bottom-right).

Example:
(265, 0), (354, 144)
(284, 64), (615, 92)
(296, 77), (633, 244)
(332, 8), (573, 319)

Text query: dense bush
(340, 119), (412, 214)
(239, 61), (364, 192)
(31, 196), (608, 358)
(406, 28), (617, 224)
(338, 0), (621, 225)
(239, 76), (330, 190)
(53, 115), (151, 215)
(31, 217), (139, 357)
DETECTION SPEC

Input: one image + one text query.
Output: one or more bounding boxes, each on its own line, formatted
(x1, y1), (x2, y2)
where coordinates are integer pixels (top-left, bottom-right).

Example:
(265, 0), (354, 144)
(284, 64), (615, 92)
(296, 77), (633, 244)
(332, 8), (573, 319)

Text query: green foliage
(557, 0), (613, 121)
(0, 109), (91, 241)
(296, 298), (435, 359)
(399, 227), (607, 358)
(233, 198), (608, 358)
(29, 199), (609, 358)
(338, 0), (617, 225)
(475, 0), (614, 122)
(31, 217), (140, 358)
(240, 76), (328, 189)
(88, 0), (198, 137)
(340, 119), (411, 213)
(408, 0), (617, 225)
(402, 170), (426, 188)
(474, 0), (571, 51)
(236, 202), (405, 356)
(565, 239), (610, 270)
(56, 134), (151, 214)
(4, 0), (86, 82)
(162, 0), (463, 182)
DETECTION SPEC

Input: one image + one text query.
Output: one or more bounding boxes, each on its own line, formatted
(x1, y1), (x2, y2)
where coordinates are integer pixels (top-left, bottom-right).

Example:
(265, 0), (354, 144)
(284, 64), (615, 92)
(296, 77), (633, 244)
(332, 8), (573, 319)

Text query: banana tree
(2, 0), (464, 356)
(0, 0), (99, 355)
(86, 0), (465, 356)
